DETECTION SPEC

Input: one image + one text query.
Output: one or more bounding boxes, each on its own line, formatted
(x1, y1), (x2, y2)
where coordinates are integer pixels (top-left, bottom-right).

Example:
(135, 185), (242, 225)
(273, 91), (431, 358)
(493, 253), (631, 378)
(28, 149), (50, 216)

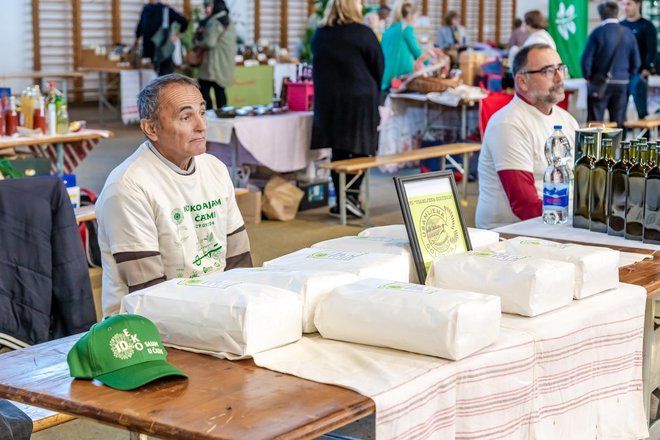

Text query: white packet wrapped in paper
(502, 237), (619, 299)
(426, 250), (575, 316)
(312, 236), (417, 282)
(121, 278), (302, 359)
(358, 224), (500, 250)
(204, 267), (358, 333)
(315, 278), (501, 360)
(264, 248), (409, 283)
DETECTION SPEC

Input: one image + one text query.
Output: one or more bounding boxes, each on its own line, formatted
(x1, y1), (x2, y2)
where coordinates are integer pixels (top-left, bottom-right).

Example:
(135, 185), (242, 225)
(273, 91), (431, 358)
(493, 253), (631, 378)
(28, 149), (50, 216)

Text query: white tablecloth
(206, 111), (325, 173)
(494, 217), (660, 251)
(254, 284), (647, 439)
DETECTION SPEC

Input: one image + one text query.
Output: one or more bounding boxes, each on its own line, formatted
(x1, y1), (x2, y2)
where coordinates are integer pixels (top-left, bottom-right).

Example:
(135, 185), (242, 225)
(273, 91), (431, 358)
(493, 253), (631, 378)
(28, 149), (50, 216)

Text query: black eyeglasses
(522, 64), (568, 79)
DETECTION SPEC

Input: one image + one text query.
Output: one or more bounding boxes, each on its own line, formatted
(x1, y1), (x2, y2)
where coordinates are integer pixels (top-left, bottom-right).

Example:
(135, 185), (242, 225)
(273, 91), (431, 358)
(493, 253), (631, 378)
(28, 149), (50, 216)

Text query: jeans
(629, 73), (649, 119)
(587, 83), (629, 131)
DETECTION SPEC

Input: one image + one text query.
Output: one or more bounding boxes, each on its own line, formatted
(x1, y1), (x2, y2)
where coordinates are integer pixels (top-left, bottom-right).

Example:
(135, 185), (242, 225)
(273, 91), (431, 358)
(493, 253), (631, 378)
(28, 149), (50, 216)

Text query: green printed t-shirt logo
(67, 314), (187, 390)
(171, 208), (184, 225)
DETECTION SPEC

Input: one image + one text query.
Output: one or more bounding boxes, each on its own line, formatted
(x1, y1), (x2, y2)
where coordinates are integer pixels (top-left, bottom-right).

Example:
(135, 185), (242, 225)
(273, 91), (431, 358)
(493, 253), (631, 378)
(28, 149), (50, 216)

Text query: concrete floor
(26, 104), (479, 439)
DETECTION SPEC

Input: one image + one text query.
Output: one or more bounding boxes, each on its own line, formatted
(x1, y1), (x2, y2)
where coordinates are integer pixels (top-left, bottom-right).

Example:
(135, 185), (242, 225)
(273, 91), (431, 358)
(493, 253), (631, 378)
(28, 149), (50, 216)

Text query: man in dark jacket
(621, 0), (657, 120)
(581, 1), (640, 129)
(135, 0), (189, 76)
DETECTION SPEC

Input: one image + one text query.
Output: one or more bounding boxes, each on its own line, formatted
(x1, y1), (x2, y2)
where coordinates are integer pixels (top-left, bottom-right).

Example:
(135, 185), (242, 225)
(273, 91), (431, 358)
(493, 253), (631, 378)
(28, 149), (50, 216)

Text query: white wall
(517, 0), (548, 19)
(0, 0), (32, 93)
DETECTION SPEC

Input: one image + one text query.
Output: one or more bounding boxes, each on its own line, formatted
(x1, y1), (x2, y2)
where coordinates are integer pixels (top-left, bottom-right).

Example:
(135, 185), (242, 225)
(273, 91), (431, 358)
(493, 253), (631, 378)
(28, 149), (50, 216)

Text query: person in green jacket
(196, 0), (237, 109)
(380, 2), (432, 91)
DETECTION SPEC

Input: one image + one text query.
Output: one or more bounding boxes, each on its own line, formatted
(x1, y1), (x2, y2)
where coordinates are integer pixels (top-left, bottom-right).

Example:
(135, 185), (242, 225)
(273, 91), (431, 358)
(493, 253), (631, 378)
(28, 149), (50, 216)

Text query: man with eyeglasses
(581, 1), (640, 129)
(476, 44), (579, 229)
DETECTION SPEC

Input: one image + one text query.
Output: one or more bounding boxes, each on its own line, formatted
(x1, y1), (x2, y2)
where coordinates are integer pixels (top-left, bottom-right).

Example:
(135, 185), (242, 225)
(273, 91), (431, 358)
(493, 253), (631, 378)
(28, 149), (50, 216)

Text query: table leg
(440, 156), (446, 171)
(56, 142), (64, 176)
(363, 169), (370, 226)
(339, 172), (346, 226)
(231, 136), (238, 186)
(643, 293), (660, 430)
(461, 152), (469, 207)
(461, 103), (467, 140)
(98, 72), (104, 125)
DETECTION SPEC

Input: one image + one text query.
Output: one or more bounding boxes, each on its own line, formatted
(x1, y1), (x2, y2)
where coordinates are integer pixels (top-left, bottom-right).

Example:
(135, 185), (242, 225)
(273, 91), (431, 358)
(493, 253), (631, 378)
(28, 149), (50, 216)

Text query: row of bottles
(573, 136), (660, 245)
(1, 82), (68, 136)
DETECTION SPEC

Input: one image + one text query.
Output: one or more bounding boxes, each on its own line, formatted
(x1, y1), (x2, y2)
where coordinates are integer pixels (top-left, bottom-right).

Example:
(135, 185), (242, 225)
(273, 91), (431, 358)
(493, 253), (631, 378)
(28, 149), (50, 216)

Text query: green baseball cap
(67, 314), (187, 391)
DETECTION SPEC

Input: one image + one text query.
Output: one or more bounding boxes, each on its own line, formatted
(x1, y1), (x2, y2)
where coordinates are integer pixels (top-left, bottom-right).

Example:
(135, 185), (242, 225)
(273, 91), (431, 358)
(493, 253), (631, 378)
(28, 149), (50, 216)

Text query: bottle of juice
(5, 97), (18, 135)
(33, 96), (46, 134)
(21, 87), (34, 128)
(55, 94), (69, 135)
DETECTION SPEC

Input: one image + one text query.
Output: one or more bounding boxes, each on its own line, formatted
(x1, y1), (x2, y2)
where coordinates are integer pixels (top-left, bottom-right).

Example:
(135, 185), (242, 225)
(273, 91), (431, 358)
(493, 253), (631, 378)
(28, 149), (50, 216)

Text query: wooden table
(0, 129), (112, 175)
(624, 118), (660, 138)
(0, 71), (84, 98)
(0, 335), (374, 439)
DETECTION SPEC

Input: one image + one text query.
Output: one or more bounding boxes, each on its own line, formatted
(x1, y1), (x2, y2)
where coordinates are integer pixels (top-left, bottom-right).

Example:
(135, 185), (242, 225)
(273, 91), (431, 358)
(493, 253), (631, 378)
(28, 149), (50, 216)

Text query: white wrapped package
(503, 237), (620, 299)
(426, 251), (575, 316)
(264, 248), (409, 283)
(358, 225), (500, 250)
(312, 236), (417, 283)
(121, 278), (302, 359)
(203, 267), (358, 333)
(314, 278), (501, 360)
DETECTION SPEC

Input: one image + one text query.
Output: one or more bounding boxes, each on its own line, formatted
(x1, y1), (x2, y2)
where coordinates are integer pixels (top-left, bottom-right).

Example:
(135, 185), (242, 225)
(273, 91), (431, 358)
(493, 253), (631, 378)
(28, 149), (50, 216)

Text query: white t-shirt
(476, 96), (579, 230)
(96, 142), (245, 315)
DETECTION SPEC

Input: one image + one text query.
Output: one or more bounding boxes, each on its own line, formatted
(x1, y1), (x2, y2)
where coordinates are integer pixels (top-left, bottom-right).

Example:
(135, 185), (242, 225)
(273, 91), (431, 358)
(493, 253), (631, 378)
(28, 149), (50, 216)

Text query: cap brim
(94, 360), (188, 391)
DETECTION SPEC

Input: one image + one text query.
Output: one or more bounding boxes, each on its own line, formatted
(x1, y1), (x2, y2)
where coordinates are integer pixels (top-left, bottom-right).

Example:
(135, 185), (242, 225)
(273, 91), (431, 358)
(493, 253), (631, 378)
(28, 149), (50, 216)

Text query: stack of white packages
(121, 278), (302, 359)
(503, 237), (620, 299)
(426, 251), (575, 316)
(311, 236), (416, 283)
(358, 224), (500, 250)
(203, 267), (358, 333)
(314, 278), (501, 360)
(264, 248), (409, 283)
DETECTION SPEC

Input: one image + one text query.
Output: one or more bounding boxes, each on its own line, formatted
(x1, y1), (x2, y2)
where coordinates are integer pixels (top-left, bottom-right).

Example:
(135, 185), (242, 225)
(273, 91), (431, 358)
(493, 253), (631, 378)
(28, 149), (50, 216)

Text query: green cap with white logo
(67, 314), (187, 391)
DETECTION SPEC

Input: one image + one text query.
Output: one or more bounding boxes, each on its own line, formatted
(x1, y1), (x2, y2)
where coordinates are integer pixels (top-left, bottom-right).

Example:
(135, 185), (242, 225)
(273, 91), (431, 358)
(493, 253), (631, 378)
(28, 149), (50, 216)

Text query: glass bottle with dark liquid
(573, 135), (596, 229)
(608, 142), (631, 236)
(625, 142), (650, 241)
(590, 138), (615, 232)
(643, 144), (660, 244)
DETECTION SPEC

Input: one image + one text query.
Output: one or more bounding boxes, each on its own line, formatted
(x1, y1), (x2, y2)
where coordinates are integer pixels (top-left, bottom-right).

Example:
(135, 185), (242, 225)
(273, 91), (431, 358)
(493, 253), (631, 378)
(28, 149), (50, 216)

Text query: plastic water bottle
(542, 125), (570, 224)
(327, 178), (336, 207)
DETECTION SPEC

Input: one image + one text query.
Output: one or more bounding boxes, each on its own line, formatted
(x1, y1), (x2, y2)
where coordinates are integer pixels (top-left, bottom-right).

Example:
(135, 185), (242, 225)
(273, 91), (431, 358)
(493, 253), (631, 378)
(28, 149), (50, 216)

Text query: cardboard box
(237, 189), (262, 224)
(459, 51), (487, 86)
(297, 180), (329, 211)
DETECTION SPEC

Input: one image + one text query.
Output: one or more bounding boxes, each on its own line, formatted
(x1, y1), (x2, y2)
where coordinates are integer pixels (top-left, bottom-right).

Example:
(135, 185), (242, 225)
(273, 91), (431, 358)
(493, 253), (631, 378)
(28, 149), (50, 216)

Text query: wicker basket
(406, 76), (457, 94)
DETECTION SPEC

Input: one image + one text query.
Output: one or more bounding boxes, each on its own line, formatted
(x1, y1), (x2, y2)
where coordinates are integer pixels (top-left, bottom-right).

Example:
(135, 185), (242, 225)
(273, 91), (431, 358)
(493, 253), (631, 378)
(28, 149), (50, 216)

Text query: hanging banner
(548, 0), (588, 78)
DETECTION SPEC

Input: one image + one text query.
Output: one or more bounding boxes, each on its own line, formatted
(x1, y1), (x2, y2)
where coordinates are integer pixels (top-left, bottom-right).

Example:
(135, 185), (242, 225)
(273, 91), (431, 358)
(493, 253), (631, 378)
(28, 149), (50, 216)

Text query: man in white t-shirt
(96, 74), (252, 316)
(476, 44), (579, 230)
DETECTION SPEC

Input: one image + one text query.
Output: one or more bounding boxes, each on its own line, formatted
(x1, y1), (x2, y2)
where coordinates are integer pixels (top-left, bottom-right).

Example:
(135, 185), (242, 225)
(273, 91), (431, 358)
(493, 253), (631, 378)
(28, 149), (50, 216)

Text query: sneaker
(329, 202), (364, 219)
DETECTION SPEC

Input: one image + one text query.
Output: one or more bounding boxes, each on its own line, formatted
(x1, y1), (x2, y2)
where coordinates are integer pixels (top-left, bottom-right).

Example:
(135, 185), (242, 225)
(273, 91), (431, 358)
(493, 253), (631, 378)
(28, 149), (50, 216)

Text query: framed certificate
(394, 171), (472, 283)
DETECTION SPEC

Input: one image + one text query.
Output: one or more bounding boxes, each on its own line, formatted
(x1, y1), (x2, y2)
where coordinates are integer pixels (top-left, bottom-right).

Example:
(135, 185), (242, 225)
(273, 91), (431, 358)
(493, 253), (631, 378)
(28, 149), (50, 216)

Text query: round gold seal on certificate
(419, 205), (459, 256)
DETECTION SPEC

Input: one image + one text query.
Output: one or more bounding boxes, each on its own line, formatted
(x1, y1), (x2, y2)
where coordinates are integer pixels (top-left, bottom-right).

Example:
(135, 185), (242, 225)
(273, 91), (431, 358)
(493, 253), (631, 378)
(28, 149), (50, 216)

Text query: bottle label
(543, 183), (569, 207)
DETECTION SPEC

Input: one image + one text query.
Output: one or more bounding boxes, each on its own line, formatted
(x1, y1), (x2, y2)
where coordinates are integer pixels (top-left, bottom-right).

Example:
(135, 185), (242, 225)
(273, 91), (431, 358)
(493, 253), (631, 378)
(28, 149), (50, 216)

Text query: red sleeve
(497, 169), (542, 220)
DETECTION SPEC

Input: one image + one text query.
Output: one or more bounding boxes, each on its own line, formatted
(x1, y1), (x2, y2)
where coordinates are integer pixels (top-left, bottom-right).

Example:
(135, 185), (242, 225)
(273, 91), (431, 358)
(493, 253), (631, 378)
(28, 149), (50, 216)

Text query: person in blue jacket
(581, 1), (640, 129)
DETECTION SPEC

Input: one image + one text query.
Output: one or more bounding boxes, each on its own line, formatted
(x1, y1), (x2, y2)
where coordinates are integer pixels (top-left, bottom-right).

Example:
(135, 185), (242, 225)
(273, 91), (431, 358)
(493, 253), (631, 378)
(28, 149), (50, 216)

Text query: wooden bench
(320, 143), (481, 225)
(10, 401), (75, 432)
(624, 118), (660, 138)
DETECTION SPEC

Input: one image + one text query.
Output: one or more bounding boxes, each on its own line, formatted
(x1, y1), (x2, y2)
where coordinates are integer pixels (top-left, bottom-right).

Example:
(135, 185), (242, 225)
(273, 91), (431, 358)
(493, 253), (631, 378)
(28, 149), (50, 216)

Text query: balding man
(96, 74), (252, 316)
(476, 44), (579, 229)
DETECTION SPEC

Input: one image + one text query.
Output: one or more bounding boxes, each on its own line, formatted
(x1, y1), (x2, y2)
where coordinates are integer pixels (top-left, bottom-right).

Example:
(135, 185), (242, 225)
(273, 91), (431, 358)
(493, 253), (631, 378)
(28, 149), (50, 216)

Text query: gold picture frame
(394, 171), (472, 283)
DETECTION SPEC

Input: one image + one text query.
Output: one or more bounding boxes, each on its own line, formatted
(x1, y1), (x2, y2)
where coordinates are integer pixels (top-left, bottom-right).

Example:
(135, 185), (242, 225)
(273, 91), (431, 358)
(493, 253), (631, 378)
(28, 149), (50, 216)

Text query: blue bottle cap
(553, 125), (562, 130)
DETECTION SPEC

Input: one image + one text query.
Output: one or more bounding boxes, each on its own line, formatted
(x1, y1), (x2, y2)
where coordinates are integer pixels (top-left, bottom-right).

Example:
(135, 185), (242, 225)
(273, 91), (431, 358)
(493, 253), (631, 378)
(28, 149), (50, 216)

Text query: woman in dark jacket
(310, 0), (384, 218)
